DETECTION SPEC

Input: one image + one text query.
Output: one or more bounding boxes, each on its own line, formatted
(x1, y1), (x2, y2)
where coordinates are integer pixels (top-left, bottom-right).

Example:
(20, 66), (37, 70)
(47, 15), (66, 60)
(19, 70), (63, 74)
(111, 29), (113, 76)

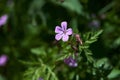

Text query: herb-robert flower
(64, 56), (78, 67)
(38, 78), (43, 80)
(55, 21), (73, 42)
(0, 14), (8, 27)
(0, 54), (8, 66)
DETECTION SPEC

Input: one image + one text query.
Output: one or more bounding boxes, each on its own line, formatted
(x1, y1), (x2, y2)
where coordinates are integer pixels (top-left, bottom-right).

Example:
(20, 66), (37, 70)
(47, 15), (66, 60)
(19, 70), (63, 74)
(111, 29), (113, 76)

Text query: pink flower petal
(55, 26), (63, 33)
(61, 21), (67, 30)
(0, 55), (8, 66)
(62, 34), (69, 42)
(66, 28), (72, 35)
(55, 33), (63, 41)
(0, 15), (8, 27)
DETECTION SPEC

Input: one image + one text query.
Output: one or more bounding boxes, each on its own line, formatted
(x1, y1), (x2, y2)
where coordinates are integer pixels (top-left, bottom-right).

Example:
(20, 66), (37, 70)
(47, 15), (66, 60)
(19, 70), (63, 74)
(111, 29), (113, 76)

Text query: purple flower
(64, 56), (78, 67)
(0, 55), (8, 66)
(88, 20), (100, 28)
(0, 14), (8, 27)
(55, 21), (73, 42)
(38, 78), (43, 80)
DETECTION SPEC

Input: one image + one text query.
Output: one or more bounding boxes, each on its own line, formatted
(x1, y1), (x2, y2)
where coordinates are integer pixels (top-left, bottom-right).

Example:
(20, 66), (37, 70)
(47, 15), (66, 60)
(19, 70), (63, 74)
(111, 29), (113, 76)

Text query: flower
(55, 21), (73, 42)
(64, 56), (78, 67)
(0, 54), (8, 66)
(88, 20), (100, 28)
(0, 14), (8, 27)
(38, 78), (43, 80)
(75, 34), (83, 45)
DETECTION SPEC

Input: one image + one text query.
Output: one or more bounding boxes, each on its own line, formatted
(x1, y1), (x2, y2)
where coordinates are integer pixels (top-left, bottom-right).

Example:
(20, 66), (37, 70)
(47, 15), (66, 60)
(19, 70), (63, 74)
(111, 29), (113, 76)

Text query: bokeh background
(0, 0), (120, 80)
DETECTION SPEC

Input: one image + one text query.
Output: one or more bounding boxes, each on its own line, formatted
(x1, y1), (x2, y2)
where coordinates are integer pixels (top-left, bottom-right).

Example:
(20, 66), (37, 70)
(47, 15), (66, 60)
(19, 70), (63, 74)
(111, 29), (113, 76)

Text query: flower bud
(75, 34), (83, 45)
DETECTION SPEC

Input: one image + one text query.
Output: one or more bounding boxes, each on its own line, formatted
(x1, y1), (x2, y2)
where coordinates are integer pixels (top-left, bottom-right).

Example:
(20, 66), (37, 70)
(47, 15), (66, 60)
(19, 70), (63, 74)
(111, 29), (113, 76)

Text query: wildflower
(0, 55), (8, 66)
(88, 20), (100, 28)
(64, 56), (78, 67)
(0, 14), (8, 27)
(55, 21), (73, 42)
(38, 78), (43, 80)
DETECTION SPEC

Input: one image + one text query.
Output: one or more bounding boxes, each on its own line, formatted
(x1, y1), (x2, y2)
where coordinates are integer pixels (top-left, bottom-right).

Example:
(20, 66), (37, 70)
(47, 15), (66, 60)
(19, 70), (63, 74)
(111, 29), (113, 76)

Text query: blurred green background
(0, 0), (120, 80)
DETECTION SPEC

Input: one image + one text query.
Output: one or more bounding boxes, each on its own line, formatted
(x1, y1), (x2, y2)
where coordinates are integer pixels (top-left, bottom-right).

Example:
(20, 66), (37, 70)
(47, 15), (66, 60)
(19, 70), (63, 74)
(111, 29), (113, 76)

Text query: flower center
(63, 30), (67, 34)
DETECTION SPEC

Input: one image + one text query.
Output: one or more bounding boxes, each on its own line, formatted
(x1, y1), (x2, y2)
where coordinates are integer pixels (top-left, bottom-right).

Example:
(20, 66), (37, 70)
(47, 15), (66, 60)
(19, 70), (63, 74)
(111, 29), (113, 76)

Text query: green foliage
(84, 30), (103, 45)
(57, 0), (83, 14)
(108, 69), (120, 79)
(0, 0), (120, 80)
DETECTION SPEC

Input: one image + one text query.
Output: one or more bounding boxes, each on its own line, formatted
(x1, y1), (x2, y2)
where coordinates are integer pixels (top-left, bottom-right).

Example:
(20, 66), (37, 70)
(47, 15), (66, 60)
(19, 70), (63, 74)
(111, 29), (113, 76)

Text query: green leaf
(31, 47), (46, 56)
(56, 54), (70, 61)
(0, 75), (6, 80)
(84, 30), (103, 44)
(108, 69), (120, 79)
(59, 0), (83, 14)
(84, 49), (93, 63)
(87, 56), (94, 63)
(85, 39), (97, 44)
(94, 58), (111, 69)
(91, 30), (103, 40)
(79, 45), (89, 49)
(84, 49), (93, 55)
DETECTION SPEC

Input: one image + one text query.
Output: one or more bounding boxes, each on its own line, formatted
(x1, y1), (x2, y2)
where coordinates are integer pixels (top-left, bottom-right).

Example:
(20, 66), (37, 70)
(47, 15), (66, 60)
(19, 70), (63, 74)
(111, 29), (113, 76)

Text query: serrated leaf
(87, 56), (94, 63)
(83, 32), (91, 40)
(56, 54), (68, 61)
(80, 45), (89, 49)
(91, 30), (103, 40)
(85, 39), (97, 44)
(31, 47), (46, 56)
(84, 49), (93, 55)
(84, 49), (93, 63)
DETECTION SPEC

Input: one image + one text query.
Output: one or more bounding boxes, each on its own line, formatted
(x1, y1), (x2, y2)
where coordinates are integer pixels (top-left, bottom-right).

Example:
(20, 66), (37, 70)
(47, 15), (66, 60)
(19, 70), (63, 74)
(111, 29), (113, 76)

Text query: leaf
(84, 30), (103, 44)
(94, 58), (111, 69)
(87, 56), (94, 63)
(91, 30), (103, 40)
(84, 49), (93, 55)
(59, 0), (83, 14)
(85, 39), (97, 44)
(31, 47), (46, 56)
(83, 32), (91, 40)
(112, 37), (120, 48)
(79, 45), (89, 49)
(84, 49), (93, 63)
(47, 66), (58, 80)
(108, 69), (120, 79)
(0, 75), (6, 80)
(56, 54), (70, 61)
